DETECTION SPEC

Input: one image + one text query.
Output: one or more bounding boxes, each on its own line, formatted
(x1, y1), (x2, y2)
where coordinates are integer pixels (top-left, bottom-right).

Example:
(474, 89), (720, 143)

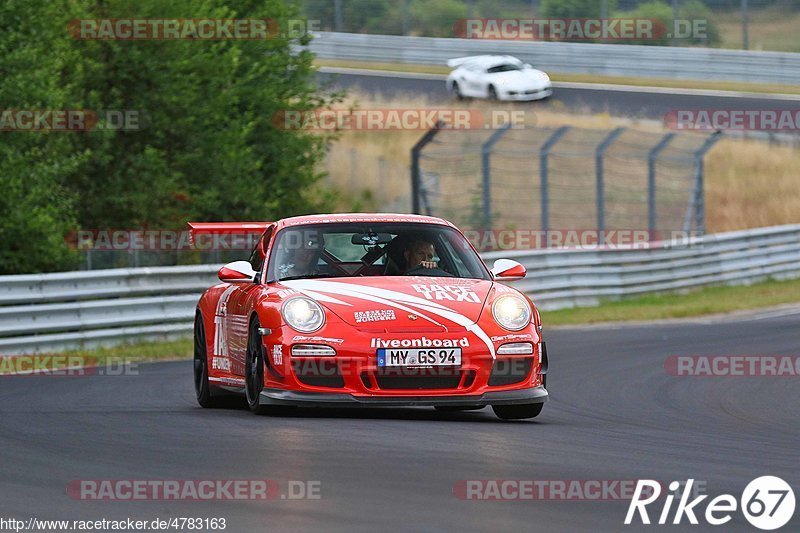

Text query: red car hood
(279, 277), (493, 332)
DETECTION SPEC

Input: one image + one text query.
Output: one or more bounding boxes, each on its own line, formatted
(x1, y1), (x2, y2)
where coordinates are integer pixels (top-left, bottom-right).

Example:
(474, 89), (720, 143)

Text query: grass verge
(543, 277), (800, 326)
(0, 338), (193, 375)
(315, 58), (800, 96)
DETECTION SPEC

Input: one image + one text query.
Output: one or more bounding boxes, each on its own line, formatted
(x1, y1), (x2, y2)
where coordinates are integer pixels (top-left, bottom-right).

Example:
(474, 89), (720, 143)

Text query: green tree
(1, 0), (340, 273)
(65, 0), (338, 229)
(410, 0), (468, 37)
(540, 0), (616, 19)
(0, 0), (84, 273)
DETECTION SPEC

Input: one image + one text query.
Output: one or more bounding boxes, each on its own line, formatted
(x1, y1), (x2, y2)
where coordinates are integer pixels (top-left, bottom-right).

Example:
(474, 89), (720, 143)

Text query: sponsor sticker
(370, 336), (470, 349)
(354, 309), (396, 323)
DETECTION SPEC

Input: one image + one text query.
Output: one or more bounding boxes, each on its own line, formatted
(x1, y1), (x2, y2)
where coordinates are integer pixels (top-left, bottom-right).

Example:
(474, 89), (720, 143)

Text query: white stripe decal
(283, 280), (445, 328)
(282, 280), (496, 358)
(299, 290), (352, 306)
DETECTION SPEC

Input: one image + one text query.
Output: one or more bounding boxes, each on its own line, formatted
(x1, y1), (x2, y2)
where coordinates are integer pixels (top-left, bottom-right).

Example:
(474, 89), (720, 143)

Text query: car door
(225, 225), (275, 377)
(456, 64), (483, 97)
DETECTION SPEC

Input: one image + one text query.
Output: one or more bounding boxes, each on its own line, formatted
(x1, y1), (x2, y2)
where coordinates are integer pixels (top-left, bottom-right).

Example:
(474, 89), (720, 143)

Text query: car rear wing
(187, 222), (272, 244)
(446, 55), (523, 69)
(447, 56), (483, 68)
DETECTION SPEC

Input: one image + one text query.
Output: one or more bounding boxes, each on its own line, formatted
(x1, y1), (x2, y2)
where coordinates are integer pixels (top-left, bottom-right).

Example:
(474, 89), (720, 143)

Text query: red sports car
(191, 213), (548, 419)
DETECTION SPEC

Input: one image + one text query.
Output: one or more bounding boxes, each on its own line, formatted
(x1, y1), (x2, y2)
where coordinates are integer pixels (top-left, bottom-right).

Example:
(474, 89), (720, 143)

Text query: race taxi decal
(354, 309), (396, 323)
(370, 336), (470, 349)
(412, 284), (480, 303)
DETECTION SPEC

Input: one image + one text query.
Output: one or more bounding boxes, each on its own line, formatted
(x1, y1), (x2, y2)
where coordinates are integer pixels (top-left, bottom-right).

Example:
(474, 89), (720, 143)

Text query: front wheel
(245, 320), (270, 415)
(451, 81), (464, 100)
(492, 402), (544, 420)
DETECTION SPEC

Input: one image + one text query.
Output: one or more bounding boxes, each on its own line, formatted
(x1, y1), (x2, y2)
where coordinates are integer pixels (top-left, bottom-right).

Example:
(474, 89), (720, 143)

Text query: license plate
(377, 348), (462, 367)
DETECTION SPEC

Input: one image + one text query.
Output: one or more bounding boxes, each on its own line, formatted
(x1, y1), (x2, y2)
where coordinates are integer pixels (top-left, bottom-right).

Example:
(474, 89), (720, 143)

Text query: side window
(249, 226), (274, 272)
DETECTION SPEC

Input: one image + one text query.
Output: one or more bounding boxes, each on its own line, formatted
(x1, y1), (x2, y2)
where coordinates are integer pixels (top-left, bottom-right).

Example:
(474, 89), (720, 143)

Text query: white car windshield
(267, 222), (491, 282)
(487, 64), (523, 73)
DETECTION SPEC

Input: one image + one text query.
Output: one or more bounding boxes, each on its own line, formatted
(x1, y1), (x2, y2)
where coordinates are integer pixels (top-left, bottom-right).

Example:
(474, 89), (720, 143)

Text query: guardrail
(309, 32), (800, 85)
(1, 224), (799, 354)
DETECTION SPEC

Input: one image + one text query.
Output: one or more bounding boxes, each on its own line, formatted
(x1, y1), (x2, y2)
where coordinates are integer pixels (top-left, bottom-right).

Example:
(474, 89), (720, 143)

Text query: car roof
(448, 55), (523, 70)
(276, 213), (455, 229)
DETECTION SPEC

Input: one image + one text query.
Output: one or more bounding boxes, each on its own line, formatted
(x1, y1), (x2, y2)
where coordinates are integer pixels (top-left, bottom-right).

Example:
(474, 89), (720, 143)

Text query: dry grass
(715, 7), (800, 53)
(323, 91), (800, 233)
(705, 140), (800, 231)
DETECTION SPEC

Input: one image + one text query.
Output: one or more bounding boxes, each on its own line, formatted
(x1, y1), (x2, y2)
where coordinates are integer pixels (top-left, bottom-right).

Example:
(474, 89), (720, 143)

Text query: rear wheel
(492, 402), (544, 420)
(245, 319), (270, 415)
(193, 313), (221, 408)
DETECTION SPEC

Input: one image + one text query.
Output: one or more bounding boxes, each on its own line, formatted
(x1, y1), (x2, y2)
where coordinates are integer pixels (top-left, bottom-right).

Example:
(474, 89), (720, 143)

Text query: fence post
(648, 132), (676, 236)
(539, 126), (570, 232)
(410, 121), (445, 215)
(595, 127), (625, 233)
(481, 123), (512, 229)
(684, 131), (722, 234)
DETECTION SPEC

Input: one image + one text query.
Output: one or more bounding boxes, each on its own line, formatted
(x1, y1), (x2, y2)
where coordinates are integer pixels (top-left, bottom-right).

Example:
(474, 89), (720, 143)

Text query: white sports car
(446, 55), (552, 101)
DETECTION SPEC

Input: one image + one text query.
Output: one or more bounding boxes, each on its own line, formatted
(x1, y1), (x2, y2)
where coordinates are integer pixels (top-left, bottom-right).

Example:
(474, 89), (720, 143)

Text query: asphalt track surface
(2, 308), (799, 532)
(318, 70), (800, 119)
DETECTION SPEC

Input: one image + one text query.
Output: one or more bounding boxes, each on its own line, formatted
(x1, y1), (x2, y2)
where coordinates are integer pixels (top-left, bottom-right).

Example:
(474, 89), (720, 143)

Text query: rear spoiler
(187, 222), (271, 244)
(447, 56), (479, 68)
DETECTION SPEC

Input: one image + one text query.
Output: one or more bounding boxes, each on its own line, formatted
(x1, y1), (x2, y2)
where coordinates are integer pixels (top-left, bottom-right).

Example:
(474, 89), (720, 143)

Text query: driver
(404, 239), (437, 271)
(278, 229), (327, 279)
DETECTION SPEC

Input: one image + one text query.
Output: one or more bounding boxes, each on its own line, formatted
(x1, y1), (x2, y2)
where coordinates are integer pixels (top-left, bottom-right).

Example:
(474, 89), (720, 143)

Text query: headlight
(492, 295), (531, 331)
(282, 297), (325, 333)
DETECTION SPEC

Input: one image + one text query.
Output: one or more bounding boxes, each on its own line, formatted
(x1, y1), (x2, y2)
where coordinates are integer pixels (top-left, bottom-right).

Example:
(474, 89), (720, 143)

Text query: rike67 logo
(626, 477), (795, 530)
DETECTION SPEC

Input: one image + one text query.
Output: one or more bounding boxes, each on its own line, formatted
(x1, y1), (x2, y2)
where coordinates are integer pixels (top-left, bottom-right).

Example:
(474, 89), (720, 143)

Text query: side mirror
(491, 259), (526, 281)
(218, 261), (257, 283)
(523, 63), (533, 69)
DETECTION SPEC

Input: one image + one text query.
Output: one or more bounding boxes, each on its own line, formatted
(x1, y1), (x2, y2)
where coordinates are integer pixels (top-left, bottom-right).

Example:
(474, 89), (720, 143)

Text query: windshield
(267, 222), (490, 282)
(487, 64), (522, 73)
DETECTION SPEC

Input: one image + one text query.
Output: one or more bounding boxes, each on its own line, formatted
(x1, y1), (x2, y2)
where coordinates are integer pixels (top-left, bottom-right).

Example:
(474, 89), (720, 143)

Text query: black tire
(245, 318), (270, 415)
(487, 85), (498, 100)
(434, 405), (484, 412)
(451, 81), (464, 100)
(193, 313), (221, 408)
(492, 402), (544, 420)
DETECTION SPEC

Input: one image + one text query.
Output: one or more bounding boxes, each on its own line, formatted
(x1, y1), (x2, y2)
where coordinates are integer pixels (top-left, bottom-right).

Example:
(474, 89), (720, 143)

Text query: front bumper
(259, 385), (548, 408)
(501, 87), (552, 101)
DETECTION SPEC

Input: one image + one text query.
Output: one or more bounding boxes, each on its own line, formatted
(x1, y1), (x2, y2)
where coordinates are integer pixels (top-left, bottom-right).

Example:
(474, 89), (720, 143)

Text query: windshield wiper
(279, 273), (336, 281)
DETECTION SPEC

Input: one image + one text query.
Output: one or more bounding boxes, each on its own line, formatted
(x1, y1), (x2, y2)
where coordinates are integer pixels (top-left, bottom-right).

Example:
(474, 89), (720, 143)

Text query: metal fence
(411, 123), (720, 238)
(308, 32), (800, 84)
(1, 224), (799, 354)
